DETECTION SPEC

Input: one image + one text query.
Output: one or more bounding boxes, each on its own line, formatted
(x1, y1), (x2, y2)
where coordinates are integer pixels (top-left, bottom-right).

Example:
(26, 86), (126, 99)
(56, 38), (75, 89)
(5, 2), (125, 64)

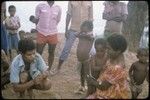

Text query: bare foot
(49, 68), (60, 76)
(27, 89), (34, 99)
(74, 86), (87, 94)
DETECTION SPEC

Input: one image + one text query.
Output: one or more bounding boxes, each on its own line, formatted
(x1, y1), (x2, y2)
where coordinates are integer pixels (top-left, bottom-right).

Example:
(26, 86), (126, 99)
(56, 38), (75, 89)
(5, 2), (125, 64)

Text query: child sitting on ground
(75, 21), (94, 94)
(129, 48), (149, 99)
(86, 38), (108, 97)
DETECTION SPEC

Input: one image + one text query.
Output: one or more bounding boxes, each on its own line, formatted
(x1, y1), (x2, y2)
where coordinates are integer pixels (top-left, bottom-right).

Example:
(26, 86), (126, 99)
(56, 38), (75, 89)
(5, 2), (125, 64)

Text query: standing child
(86, 38), (108, 96)
(75, 21), (94, 94)
(5, 5), (20, 60)
(129, 48), (149, 99)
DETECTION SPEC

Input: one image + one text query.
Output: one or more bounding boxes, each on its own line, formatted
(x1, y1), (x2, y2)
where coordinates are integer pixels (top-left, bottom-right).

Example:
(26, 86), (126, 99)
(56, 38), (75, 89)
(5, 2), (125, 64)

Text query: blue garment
(60, 29), (77, 61)
(10, 53), (48, 83)
(8, 33), (19, 50)
(1, 23), (9, 53)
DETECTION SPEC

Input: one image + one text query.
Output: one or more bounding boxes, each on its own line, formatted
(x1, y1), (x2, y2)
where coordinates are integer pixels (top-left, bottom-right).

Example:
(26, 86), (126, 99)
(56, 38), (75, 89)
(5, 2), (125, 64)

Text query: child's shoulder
(132, 61), (140, 66)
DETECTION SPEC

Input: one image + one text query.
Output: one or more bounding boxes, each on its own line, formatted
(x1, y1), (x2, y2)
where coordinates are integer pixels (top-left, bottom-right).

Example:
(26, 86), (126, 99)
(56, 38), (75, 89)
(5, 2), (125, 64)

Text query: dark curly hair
(8, 5), (16, 11)
(107, 34), (127, 53)
(137, 48), (149, 56)
(18, 38), (36, 54)
(94, 38), (107, 49)
(80, 20), (93, 31)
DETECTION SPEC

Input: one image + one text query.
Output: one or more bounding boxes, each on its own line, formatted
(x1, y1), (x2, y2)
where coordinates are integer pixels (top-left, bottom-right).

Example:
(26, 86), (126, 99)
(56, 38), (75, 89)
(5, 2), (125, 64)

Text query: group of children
(75, 21), (149, 99)
(1, 4), (149, 99)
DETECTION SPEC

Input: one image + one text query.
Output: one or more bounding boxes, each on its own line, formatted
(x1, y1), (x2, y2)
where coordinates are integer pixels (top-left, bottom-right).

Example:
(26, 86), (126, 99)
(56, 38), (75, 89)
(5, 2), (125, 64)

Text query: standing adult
(51, 1), (93, 75)
(31, 1), (61, 71)
(103, 1), (128, 38)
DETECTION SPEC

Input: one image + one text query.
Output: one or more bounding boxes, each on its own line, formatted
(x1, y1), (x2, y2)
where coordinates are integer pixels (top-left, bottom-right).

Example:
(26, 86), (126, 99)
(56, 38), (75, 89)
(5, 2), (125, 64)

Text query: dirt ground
(2, 34), (149, 99)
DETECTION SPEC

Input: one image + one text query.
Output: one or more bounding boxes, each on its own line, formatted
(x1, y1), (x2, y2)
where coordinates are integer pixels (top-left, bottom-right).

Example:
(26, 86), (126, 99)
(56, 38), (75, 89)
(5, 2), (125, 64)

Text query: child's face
(137, 54), (148, 63)
(95, 44), (107, 57)
(9, 8), (16, 16)
(22, 49), (36, 63)
(107, 44), (121, 59)
(80, 26), (89, 33)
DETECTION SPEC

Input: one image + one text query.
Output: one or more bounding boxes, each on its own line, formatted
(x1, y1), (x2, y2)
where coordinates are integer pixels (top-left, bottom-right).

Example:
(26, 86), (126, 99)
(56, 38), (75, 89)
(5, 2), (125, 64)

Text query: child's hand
(33, 74), (43, 85)
(42, 71), (49, 79)
(12, 26), (19, 30)
(131, 79), (136, 85)
(87, 74), (98, 86)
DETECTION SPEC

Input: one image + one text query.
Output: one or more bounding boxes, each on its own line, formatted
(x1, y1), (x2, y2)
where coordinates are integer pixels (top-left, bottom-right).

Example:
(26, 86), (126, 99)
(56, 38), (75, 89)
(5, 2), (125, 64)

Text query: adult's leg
(58, 30), (77, 69)
(36, 43), (46, 55)
(36, 33), (46, 55)
(48, 44), (57, 71)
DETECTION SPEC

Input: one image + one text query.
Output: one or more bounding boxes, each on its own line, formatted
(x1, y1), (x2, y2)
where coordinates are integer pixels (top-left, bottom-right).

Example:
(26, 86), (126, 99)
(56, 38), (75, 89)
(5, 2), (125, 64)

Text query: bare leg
(81, 63), (85, 87)
(57, 59), (64, 70)
(131, 91), (138, 99)
(36, 43), (46, 55)
(19, 71), (29, 98)
(27, 89), (34, 99)
(48, 44), (57, 71)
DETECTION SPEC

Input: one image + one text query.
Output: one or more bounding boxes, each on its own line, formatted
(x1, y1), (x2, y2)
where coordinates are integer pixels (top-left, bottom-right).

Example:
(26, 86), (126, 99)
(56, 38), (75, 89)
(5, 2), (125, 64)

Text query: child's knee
(43, 78), (51, 90)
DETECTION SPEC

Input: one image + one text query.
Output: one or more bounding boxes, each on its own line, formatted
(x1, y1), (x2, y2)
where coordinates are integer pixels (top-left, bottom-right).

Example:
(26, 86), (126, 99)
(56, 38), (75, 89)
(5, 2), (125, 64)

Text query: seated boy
(129, 48), (149, 99)
(75, 21), (94, 94)
(86, 38), (108, 97)
(10, 38), (51, 99)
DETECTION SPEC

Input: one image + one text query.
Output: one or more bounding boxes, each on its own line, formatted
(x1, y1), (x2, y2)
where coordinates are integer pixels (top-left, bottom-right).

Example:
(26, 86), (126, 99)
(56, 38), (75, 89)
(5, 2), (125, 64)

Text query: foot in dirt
(49, 68), (60, 76)
(74, 86), (87, 94)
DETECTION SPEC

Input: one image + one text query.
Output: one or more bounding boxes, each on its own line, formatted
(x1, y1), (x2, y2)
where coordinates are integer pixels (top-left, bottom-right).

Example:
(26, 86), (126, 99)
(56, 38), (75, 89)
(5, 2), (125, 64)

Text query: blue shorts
(8, 33), (19, 50)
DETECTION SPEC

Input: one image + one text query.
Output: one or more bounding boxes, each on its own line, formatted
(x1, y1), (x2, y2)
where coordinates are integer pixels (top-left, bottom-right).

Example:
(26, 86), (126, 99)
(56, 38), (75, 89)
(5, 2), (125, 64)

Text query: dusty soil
(2, 34), (149, 99)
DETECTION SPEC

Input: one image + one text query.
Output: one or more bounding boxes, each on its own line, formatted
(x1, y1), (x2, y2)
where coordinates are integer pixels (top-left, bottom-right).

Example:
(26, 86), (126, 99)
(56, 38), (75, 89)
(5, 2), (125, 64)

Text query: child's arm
(146, 64), (149, 82)
(92, 66), (102, 72)
(5, 22), (16, 30)
(87, 75), (112, 91)
(129, 63), (135, 84)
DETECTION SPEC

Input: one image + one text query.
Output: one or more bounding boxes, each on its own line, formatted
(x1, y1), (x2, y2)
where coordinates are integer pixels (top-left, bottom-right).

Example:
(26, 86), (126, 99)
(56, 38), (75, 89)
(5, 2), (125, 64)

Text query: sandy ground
(2, 34), (149, 99)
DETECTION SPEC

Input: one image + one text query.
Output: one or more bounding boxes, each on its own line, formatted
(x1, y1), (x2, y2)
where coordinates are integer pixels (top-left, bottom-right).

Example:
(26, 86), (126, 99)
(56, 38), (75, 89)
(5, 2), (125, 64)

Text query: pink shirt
(35, 3), (61, 36)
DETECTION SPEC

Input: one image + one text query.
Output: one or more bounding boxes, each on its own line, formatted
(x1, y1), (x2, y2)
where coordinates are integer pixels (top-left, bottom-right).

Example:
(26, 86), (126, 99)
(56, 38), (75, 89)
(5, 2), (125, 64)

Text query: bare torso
(132, 61), (148, 85)
(77, 37), (94, 62)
